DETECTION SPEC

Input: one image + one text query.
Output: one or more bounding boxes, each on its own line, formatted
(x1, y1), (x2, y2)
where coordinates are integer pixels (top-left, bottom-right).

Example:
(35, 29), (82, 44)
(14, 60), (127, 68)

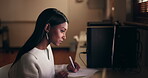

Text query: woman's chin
(52, 42), (62, 46)
(55, 43), (60, 46)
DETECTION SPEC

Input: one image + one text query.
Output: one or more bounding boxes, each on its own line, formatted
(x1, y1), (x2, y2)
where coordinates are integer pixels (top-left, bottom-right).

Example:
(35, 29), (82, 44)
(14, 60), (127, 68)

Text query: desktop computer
(87, 26), (138, 68)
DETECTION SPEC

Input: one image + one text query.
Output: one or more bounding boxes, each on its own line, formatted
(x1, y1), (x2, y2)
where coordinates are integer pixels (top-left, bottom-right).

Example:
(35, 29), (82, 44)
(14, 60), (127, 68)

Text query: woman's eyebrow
(61, 27), (67, 30)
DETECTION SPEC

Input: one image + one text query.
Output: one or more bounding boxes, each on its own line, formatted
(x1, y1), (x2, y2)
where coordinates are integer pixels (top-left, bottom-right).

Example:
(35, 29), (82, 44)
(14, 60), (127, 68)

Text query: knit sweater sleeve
(20, 53), (39, 78)
(54, 64), (68, 73)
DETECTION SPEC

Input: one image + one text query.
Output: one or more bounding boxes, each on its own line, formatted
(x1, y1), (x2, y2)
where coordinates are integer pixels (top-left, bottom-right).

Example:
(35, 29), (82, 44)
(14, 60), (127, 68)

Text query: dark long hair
(12, 8), (69, 66)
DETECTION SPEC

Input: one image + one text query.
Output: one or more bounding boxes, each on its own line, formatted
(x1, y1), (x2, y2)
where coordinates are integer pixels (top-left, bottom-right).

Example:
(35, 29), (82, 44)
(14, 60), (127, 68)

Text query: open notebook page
(68, 68), (98, 78)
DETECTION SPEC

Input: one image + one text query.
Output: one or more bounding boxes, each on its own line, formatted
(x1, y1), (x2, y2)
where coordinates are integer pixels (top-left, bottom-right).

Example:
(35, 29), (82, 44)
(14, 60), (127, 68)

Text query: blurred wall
(0, 0), (103, 48)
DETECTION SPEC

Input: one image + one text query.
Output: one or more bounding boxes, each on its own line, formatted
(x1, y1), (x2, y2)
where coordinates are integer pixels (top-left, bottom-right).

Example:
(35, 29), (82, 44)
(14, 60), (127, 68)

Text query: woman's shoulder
(21, 47), (42, 59)
(21, 47), (45, 62)
(21, 52), (38, 63)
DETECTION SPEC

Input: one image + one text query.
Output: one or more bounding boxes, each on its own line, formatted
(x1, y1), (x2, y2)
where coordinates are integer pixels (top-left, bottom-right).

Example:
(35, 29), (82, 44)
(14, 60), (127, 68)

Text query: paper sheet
(68, 68), (98, 78)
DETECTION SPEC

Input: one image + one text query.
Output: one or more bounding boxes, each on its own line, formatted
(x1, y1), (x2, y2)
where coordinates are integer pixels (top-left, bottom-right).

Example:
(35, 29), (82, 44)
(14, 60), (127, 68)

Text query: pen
(69, 56), (76, 69)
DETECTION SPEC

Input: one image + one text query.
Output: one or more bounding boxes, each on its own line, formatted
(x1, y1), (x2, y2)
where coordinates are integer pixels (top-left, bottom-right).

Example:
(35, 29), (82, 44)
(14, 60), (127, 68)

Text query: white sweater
(8, 45), (67, 78)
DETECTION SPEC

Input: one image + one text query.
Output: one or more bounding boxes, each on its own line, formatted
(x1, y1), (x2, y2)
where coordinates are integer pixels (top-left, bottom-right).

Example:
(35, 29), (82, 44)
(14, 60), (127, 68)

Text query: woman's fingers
(67, 62), (80, 72)
(60, 71), (68, 78)
(55, 71), (68, 78)
(74, 62), (80, 70)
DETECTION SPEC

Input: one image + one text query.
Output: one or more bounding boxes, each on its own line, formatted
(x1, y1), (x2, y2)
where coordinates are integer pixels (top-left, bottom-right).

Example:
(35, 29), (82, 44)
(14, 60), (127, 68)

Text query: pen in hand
(69, 56), (76, 69)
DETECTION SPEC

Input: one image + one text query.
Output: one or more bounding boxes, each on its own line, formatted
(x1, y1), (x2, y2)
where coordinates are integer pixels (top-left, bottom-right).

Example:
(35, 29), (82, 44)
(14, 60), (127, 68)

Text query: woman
(8, 8), (80, 78)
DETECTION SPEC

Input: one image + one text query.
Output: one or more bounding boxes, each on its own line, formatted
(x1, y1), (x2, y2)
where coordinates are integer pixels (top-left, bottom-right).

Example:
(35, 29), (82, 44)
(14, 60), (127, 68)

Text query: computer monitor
(87, 26), (138, 68)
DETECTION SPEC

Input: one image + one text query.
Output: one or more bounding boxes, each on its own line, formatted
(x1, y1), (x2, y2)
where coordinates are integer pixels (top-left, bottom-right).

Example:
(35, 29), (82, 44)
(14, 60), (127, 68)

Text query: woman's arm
(54, 64), (68, 73)
(55, 62), (80, 73)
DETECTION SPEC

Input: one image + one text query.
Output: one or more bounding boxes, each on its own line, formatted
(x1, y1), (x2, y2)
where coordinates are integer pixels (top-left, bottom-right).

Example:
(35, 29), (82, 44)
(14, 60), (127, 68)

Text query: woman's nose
(63, 34), (66, 40)
(63, 35), (66, 40)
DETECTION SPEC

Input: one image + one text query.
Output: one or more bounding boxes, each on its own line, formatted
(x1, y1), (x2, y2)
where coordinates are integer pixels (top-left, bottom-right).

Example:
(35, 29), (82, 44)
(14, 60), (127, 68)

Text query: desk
(88, 67), (148, 78)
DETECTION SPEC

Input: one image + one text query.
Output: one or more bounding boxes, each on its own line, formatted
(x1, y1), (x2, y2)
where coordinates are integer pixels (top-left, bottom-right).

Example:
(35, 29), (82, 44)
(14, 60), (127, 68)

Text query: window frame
(133, 0), (148, 23)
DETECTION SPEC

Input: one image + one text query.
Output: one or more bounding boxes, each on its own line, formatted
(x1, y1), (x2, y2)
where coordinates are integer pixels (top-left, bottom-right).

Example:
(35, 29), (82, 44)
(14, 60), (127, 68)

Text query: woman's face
(49, 22), (68, 46)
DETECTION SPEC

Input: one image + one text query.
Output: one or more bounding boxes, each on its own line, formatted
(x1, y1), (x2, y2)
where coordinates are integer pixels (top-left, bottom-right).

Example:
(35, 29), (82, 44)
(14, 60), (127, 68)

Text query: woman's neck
(36, 37), (49, 50)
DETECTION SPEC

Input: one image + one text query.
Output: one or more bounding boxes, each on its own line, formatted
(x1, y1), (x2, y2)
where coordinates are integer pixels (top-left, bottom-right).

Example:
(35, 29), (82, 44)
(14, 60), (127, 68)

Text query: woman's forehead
(55, 22), (68, 29)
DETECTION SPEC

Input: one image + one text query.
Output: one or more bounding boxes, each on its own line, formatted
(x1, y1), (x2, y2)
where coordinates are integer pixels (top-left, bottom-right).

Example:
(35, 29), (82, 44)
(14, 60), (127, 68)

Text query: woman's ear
(44, 23), (50, 32)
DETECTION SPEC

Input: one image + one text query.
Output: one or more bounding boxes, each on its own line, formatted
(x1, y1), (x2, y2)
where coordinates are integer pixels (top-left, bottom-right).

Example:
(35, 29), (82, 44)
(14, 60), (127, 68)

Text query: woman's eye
(61, 30), (65, 32)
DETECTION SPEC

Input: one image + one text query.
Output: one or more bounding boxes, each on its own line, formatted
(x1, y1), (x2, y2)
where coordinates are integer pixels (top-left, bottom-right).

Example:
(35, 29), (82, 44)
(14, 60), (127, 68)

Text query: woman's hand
(55, 71), (68, 78)
(67, 62), (80, 73)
